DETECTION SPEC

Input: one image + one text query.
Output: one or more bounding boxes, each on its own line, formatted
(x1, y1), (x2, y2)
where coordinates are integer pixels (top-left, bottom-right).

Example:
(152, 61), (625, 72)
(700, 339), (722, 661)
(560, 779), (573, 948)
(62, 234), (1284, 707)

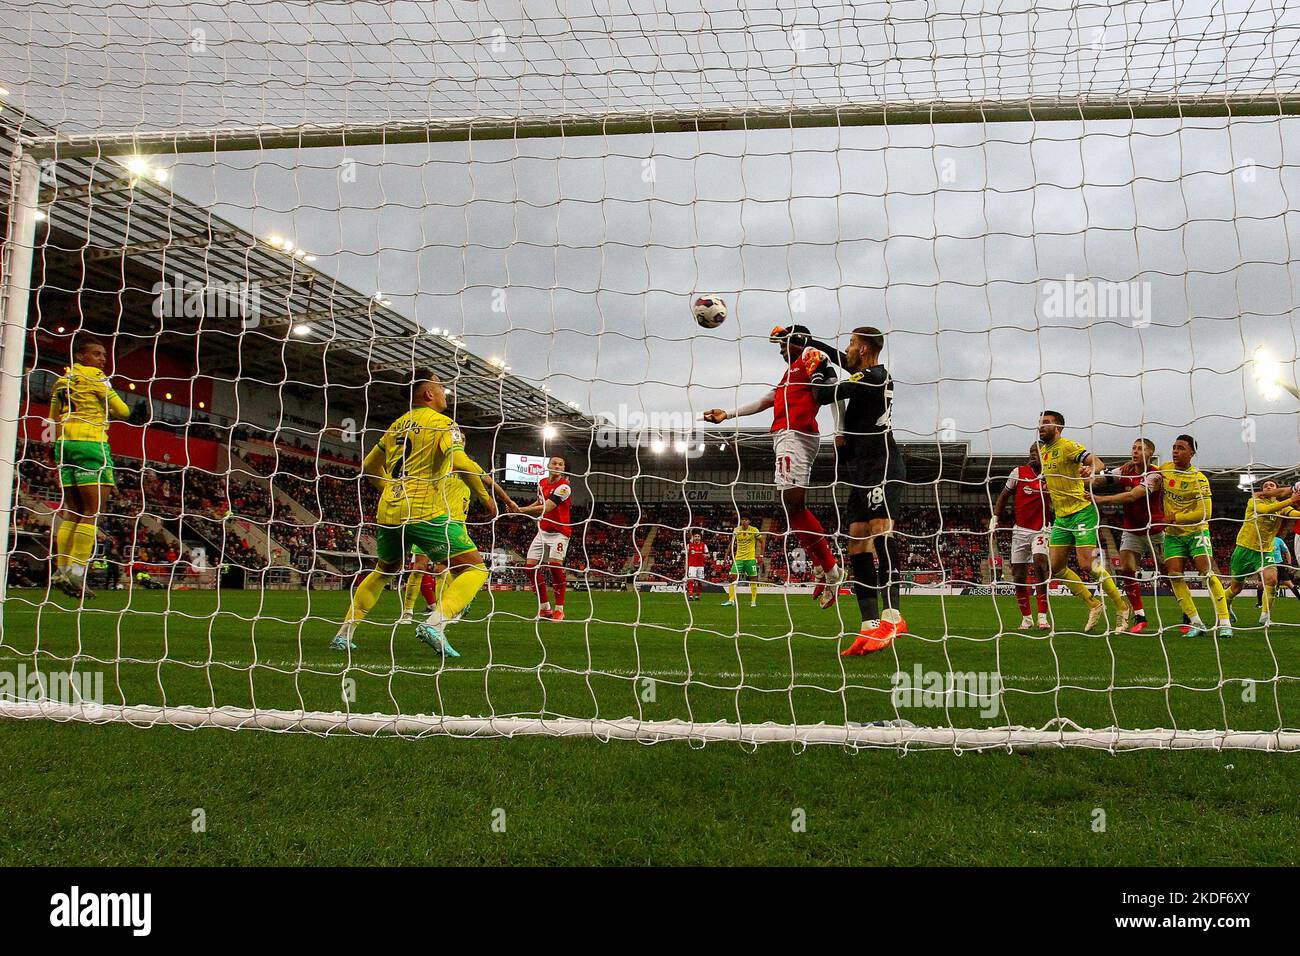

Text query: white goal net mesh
(2, 1), (1300, 750)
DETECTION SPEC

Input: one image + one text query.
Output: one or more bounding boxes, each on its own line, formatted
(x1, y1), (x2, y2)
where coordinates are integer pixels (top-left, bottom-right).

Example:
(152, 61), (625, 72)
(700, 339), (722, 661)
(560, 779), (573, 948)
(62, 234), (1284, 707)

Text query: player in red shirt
(702, 324), (845, 608)
(1090, 437), (1165, 633)
(514, 455), (573, 621)
(990, 442), (1052, 630)
(685, 532), (707, 601)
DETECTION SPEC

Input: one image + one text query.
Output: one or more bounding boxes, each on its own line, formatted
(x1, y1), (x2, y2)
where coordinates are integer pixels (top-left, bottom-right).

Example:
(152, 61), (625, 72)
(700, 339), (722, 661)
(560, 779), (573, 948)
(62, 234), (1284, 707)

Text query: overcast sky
(4, 0), (1300, 467)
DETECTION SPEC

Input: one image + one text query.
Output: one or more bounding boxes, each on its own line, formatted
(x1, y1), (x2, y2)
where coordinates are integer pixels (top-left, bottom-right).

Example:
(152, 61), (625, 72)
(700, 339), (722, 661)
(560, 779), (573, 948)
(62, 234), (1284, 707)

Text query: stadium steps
(635, 524), (659, 575)
(225, 448), (346, 573)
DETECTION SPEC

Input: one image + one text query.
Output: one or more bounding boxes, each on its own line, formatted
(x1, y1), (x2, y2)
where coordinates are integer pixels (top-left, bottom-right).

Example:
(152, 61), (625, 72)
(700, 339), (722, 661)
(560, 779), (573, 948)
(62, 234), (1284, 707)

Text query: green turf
(2, 586), (1299, 864)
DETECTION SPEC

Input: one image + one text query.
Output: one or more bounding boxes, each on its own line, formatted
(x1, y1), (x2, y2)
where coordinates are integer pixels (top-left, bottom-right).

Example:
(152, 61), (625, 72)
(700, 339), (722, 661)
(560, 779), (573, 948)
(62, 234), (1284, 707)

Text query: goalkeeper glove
(796, 346), (829, 377)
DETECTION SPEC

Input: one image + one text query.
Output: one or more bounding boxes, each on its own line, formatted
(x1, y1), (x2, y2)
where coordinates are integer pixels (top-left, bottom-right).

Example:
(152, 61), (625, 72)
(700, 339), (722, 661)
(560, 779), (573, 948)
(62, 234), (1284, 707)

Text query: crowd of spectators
(12, 435), (1271, 590)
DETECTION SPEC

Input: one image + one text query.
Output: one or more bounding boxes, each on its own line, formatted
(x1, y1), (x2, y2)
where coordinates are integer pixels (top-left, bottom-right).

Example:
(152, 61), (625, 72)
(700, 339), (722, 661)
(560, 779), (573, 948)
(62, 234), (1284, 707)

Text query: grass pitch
(2, 586), (1299, 865)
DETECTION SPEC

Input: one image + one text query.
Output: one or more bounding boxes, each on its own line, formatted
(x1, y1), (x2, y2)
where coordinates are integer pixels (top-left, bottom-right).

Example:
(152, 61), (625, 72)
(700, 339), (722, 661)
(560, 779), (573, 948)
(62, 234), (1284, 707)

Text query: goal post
(18, 93), (1300, 160)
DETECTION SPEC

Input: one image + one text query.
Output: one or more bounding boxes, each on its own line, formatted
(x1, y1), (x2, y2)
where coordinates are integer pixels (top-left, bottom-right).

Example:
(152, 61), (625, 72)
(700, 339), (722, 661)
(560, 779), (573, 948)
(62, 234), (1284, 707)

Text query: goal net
(3, 0), (1300, 750)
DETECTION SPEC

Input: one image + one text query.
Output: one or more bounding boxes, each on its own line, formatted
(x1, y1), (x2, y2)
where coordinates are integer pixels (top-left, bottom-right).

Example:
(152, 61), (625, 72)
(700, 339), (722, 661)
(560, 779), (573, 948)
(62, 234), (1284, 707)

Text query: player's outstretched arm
(702, 390), (774, 424)
(804, 336), (850, 368)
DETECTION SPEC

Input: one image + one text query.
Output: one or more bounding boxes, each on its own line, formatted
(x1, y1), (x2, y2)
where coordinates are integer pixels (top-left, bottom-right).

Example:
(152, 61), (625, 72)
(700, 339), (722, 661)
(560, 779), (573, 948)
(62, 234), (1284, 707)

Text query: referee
(807, 326), (908, 655)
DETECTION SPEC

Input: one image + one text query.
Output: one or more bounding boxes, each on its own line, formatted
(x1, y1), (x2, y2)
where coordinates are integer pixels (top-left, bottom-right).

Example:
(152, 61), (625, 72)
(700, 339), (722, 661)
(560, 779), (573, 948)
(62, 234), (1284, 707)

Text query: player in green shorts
(1036, 411), (1131, 633)
(46, 338), (131, 601)
(332, 369), (503, 656)
(721, 516), (763, 608)
(1223, 479), (1300, 626)
(1153, 435), (1231, 637)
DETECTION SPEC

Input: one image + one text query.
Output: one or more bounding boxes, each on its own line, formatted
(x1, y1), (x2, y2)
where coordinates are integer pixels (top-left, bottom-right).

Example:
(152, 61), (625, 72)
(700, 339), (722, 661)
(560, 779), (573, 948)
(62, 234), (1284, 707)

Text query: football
(692, 294), (727, 329)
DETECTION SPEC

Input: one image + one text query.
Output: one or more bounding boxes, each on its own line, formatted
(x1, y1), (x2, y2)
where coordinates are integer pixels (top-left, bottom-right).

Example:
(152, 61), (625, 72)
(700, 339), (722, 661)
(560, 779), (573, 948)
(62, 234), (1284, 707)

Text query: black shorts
(1278, 563), (1295, 583)
(844, 475), (904, 524)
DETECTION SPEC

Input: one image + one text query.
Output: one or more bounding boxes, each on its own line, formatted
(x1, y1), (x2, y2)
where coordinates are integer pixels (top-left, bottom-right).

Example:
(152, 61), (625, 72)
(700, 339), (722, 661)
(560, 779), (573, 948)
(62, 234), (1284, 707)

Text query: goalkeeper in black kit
(805, 326), (908, 655)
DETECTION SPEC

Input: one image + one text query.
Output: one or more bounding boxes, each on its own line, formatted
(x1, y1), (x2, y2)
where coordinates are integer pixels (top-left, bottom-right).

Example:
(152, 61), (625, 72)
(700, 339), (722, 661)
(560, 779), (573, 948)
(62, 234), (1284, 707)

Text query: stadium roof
(0, 105), (593, 432)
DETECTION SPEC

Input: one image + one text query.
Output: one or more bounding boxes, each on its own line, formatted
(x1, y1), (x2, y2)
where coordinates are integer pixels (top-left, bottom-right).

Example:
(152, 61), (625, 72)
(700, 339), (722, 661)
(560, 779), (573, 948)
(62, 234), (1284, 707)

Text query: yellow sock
(1207, 574), (1230, 623)
(55, 519), (76, 570)
(68, 522), (97, 576)
(1094, 566), (1127, 608)
(1264, 583), (1276, 616)
(1058, 567), (1098, 606)
(433, 564), (488, 622)
(343, 570), (389, 628)
(750, 581), (758, 603)
(728, 583), (736, 602)
(402, 572), (423, 613)
(1169, 577), (1201, 621)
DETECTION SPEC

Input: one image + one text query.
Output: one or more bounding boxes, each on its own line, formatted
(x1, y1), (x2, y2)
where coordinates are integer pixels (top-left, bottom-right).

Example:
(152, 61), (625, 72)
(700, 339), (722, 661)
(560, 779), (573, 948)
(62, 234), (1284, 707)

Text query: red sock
(1125, 577), (1144, 613)
(788, 507), (835, 571)
(551, 565), (566, 607)
(421, 572), (437, 607)
(533, 565), (549, 605)
(1035, 579), (1049, 614)
(1015, 582), (1031, 615)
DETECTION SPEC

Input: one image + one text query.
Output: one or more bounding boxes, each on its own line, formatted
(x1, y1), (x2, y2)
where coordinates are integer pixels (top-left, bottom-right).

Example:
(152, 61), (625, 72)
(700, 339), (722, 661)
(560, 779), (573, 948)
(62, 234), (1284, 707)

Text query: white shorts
(774, 430), (819, 489)
(686, 566), (705, 580)
(1119, 529), (1164, 559)
(526, 531), (570, 564)
(1010, 527), (1049, 564)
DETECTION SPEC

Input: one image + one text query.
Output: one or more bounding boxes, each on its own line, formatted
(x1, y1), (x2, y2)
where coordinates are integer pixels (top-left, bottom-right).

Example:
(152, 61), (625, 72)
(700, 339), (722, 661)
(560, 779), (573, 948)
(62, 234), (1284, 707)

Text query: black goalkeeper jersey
(810, 356), (904, 485)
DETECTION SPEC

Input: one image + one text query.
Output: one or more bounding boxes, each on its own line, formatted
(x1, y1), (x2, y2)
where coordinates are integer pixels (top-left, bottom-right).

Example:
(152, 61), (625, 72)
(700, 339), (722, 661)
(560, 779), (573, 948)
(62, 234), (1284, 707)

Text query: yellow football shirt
(1159, 461), (1212, 537)
(375, 407), (465, 525)
(1038, 436), (1091, 517)
(48, 363), (130, 443)
(734, 526), (760, 561)
(1236, 496), (1300, 552)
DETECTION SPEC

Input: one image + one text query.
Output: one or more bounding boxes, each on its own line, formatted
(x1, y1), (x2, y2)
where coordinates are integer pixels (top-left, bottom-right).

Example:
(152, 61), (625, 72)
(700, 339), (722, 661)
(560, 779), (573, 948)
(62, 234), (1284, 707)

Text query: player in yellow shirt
(1155, 435), (1231, 638)
(1225, 479), (1300, 626)
(1036, 410), (1131, 633)
(721, 515), (763, 608)
(331, 368), (503, 656)
(397, 462), (514, 625)
(46, 338), (131, 600)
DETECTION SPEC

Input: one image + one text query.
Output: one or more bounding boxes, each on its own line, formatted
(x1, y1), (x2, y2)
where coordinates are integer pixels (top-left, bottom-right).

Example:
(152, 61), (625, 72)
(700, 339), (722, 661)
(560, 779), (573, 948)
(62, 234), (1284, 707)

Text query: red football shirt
(1005, 464), (1049, 531)
(687, 541), (707, 568)
(772, 359), (820, 434)
(1115, 463), (1164, 533)
(537, 476), (573, 536)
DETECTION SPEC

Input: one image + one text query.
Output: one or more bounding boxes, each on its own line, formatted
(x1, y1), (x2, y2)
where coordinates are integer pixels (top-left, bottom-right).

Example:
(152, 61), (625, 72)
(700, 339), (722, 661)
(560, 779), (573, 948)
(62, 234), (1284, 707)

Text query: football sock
(427, 563), (488, 627)
(341, 569), (388, 634)
(727, 582), (736, 601)
(55, 518), (76, 571)
(879, 535), (903, 623)
(422, 571), (438, 608)
(1094, 567), (1127, 608)
(1263, 582), (1276, 615)
(1123, 576), (1144, 614)
(533, 564), (549, 606)
(1057, 567), (1097, 606)
(850, 551), (878, 625)
(551, 565), (565, 607)
(402, 572), (423, 613)
(1014, 581), (1031, 616)
(1207, 574), (1230, 623)
(749, 581), (758, 603)
(1169, 577), (1200, 621)
(67, 522), (97, 580)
